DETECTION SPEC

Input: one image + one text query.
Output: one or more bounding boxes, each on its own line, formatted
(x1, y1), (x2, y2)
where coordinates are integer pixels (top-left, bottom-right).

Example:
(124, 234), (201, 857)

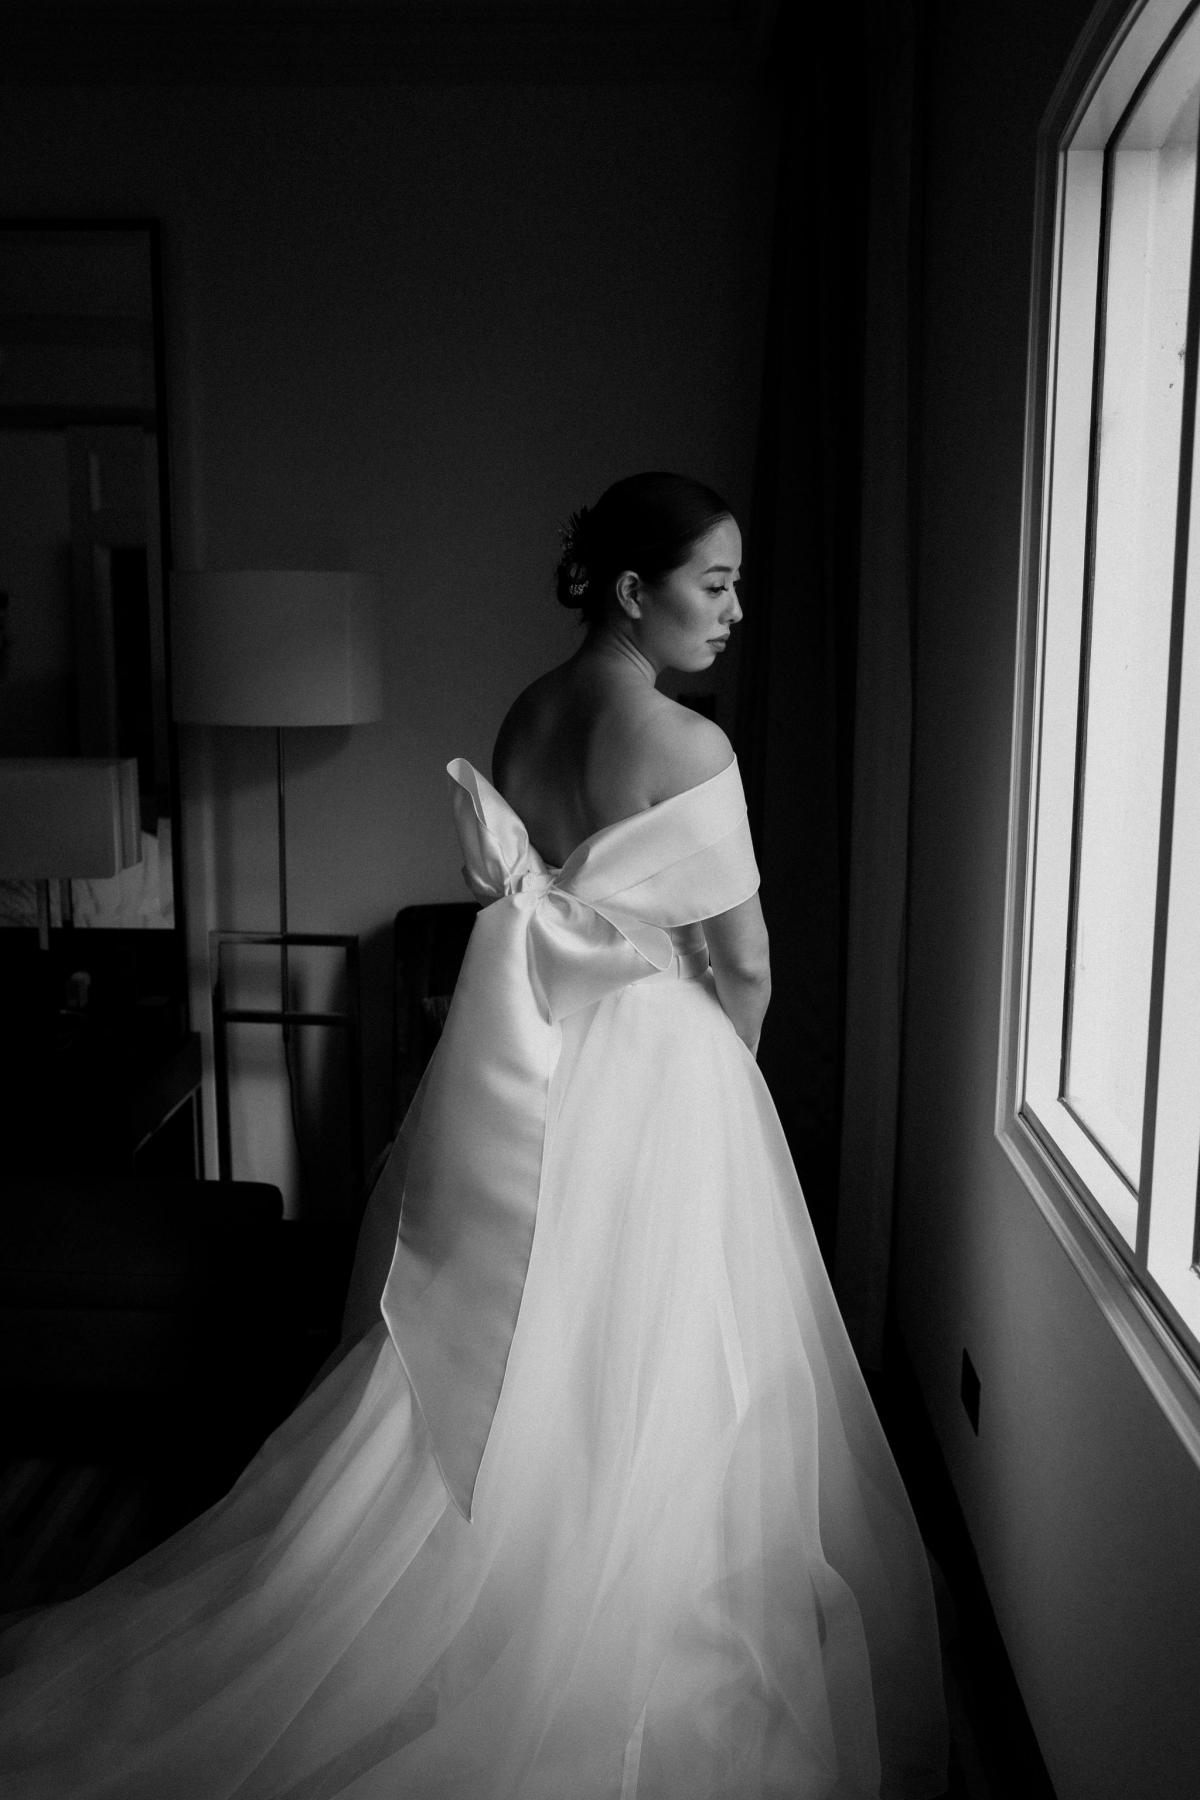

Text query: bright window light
(1001, 0), (1200, 1460)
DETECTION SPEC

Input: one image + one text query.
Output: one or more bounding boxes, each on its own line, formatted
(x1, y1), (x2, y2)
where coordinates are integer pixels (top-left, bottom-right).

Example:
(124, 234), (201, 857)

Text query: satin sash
(378, 756), (760, 1520)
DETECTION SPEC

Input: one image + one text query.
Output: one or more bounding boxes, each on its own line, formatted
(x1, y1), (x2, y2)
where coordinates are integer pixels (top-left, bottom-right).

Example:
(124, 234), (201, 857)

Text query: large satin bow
(379, 762), (677, 1520)
(454, 763), (676, 1021)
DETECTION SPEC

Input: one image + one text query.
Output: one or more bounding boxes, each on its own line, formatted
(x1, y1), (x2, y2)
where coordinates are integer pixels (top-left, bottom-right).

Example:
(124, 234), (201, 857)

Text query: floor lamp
(171, 571), (383, 1200)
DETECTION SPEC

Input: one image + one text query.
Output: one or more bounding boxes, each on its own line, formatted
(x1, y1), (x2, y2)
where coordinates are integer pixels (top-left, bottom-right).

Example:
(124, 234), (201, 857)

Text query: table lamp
(0, 756), (142, 951)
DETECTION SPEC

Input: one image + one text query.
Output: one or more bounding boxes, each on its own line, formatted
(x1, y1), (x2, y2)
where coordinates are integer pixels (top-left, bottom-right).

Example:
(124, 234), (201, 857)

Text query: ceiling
(0, 1), (783, 84)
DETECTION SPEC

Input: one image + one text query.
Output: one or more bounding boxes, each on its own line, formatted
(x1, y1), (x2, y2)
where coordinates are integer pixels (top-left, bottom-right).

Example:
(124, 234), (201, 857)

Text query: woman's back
(492, 648), (732, 868)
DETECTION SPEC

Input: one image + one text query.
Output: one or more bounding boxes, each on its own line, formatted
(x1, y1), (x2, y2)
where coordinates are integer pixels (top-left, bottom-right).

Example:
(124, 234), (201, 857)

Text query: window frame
(998, 0), (1200, 1468)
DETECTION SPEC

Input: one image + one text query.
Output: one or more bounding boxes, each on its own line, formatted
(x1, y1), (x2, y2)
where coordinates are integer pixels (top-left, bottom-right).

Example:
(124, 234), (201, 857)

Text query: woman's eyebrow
(703, 563), (740, 575)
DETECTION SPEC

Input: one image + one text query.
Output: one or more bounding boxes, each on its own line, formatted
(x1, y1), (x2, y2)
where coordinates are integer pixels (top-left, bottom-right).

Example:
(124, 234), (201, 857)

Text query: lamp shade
(0, 757), (141, 878)
(170, 571), (383, 728)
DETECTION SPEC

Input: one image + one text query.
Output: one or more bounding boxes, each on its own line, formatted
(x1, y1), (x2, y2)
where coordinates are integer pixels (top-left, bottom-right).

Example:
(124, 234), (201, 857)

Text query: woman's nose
(723, 591), (743, 624)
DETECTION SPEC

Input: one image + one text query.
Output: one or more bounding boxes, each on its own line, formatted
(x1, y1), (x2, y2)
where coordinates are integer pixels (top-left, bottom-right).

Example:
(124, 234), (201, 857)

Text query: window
(1001, 0), (1200, 1454)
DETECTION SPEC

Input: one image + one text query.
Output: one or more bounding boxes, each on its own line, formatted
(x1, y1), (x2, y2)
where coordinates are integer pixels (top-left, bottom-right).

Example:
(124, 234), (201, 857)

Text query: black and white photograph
(0, 3), (1197, 1796)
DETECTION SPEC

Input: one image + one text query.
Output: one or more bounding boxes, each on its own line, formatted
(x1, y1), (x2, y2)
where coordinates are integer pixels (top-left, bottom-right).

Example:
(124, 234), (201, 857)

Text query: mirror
(0, 222), (185, 1015)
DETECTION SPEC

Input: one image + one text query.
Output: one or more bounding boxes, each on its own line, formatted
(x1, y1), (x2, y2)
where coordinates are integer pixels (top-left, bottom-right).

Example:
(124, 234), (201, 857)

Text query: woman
(0, 473), (946, 1798)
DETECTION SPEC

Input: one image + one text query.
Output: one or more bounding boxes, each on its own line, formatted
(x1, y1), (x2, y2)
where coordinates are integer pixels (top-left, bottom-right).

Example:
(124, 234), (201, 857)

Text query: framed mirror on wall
(0, 220), (200, 1175)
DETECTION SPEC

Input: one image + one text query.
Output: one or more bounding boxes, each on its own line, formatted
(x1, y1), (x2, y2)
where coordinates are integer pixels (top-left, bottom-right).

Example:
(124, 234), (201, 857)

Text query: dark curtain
(737, 2), (924, 1292)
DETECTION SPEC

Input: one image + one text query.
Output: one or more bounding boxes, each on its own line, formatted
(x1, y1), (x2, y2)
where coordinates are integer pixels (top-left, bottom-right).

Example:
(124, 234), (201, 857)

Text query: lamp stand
(275, 725), (291, 1031)
(34, 880), (51, 954)
(32, 878), (78, 953)
(210, 927), (365, 1207)
(209, 727), (366, 1210)
(172, 569), (382, 1213)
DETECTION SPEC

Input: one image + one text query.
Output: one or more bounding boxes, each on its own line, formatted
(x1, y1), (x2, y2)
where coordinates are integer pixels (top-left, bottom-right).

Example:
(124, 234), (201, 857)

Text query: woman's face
(630, 517), (743, 675)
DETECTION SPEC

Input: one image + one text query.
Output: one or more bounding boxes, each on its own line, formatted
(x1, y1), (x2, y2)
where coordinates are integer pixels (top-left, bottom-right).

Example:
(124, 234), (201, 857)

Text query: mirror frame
(0, 216), (187, 1020)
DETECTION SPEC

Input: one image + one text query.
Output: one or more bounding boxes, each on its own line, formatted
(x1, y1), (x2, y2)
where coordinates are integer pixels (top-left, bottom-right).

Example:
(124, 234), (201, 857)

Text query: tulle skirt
(0, 968), (946, 1798)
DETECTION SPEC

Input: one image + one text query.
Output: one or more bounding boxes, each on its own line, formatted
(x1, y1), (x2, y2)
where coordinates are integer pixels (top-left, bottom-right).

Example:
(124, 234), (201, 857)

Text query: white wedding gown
(0, 758), (947, 1799)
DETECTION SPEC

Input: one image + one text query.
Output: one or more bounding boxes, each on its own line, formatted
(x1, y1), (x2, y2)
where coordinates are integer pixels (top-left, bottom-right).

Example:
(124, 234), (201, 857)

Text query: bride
(0, 472), (947, 1798)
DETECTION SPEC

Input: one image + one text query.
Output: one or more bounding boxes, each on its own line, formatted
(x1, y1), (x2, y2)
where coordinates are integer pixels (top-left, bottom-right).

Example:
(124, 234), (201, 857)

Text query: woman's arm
(643, 708), (770, 1052)
(703, 892), (771, 1056)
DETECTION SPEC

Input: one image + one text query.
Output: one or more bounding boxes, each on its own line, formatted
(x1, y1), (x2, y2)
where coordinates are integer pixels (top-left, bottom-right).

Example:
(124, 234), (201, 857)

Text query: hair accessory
(558, 508), (591, 599)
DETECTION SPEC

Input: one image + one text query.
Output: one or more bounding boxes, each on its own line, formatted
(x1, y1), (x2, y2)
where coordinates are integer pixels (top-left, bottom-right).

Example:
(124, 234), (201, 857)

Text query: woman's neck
(578, 621), (659, 687)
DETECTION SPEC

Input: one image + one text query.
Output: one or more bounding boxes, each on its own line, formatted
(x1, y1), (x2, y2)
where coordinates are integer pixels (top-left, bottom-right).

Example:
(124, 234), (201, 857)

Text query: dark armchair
(391, 903), (477, 1131)
(0, 1177), (346, 1612)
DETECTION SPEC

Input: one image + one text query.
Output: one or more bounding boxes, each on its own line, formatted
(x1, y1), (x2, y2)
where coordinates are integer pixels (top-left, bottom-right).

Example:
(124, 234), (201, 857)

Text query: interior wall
(895, 3), (1200, 1795)
(0, 78), (775, 1206)
(0, 433), (72, 753)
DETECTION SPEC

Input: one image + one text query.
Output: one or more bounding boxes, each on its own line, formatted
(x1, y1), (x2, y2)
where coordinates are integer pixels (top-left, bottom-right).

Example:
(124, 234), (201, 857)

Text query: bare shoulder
(491, 658), (734, 857)
(640, 698), (734, 806)
(492, 665), (562, 787)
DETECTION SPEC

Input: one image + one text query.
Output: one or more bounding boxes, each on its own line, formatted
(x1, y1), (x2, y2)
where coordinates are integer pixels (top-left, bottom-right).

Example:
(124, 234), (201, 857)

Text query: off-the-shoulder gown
(0, 758), (947, 1799)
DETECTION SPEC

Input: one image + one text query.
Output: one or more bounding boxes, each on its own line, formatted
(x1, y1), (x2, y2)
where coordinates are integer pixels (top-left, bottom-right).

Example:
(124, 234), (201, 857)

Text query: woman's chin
(661, 642), (726, 677)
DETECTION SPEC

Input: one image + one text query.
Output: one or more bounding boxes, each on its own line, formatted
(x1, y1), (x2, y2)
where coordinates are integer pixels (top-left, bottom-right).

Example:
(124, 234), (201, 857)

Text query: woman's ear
(615, 570), (642, 619)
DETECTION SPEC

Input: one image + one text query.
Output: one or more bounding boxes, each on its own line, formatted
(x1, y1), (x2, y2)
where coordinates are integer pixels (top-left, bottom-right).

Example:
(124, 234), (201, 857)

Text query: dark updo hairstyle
(555, 471), (733, 630)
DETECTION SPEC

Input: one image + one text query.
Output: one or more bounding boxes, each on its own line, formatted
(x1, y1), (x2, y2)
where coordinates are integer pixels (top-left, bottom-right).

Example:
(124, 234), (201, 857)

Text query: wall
(895, 2), (1200, 1794)
(1, 77), (775, 1206)
(0, 433), (72, 752)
